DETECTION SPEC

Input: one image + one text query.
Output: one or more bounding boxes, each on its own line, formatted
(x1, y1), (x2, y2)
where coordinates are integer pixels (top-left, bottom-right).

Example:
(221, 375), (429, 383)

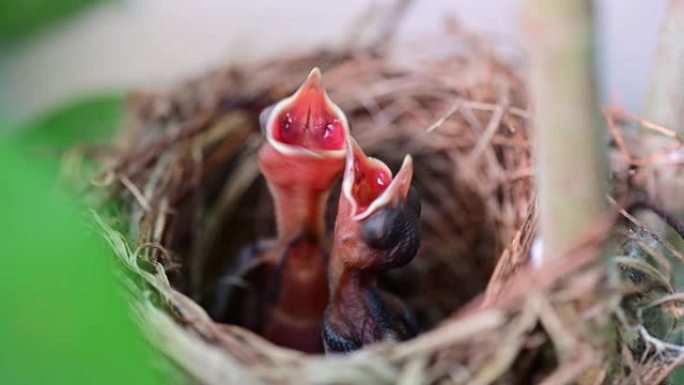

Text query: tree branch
(523, 0), (609, 260)
(644, 0), (684, 135)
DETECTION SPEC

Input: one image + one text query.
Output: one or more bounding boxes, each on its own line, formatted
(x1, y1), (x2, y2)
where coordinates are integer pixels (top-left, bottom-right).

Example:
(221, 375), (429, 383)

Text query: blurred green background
(0, 0), (99, 43)
(0, 1), (160, 384)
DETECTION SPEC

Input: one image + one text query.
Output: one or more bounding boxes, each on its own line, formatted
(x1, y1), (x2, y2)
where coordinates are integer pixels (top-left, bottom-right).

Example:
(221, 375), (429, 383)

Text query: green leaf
(0, 139), (163, 385)
(16, 93), (125, 149)
(673, 367), (684, 385)
(0, 0), (104, 43)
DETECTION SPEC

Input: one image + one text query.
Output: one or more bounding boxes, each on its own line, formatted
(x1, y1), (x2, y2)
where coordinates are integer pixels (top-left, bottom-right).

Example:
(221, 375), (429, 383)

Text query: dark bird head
(332, 138), (420, 273)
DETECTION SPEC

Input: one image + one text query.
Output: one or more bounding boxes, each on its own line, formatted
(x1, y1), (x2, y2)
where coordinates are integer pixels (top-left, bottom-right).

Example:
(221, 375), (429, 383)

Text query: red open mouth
(350, 152), (392, 216)
(267, 68), (347, 153)
(343, 139), (414, 220)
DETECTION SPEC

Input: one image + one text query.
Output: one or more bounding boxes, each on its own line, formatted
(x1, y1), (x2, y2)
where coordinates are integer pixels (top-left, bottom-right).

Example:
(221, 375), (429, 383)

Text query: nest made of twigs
(88, 24), (684, 385)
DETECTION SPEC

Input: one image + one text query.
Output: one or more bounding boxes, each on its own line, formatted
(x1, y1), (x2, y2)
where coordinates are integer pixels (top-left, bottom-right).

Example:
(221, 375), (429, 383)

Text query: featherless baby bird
(323, 138), (421, 353)
(211, 68), (349, 353)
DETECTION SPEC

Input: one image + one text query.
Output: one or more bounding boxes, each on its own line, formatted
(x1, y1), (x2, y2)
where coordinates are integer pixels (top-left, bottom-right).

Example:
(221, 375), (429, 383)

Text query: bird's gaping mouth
(342, 138), (414, 220)
(262, 68), (349, 158)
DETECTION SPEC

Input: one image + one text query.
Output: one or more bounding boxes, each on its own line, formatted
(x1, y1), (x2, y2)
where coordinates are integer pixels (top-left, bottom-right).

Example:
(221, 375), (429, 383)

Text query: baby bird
(211, 68), (349, 353)
(323, 138), (421, 353)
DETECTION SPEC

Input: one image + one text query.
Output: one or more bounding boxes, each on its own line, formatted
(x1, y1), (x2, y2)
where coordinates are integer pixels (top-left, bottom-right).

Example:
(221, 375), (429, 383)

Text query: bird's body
(211, 68), (349, 353)
(255, 237), (330, 352)
(323, 270), (417, 352)
(211, 69), (420, 353)
(220, 235), (329, 352)
(323, 139), (421, 353)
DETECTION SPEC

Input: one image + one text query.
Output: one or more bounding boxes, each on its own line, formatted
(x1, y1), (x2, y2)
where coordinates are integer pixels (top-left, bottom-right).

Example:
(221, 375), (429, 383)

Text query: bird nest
(89, 26), (684, 384)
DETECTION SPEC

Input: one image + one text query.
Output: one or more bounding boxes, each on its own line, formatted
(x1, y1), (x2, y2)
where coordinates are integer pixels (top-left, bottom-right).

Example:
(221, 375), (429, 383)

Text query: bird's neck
(269, 183), (329, 242)
(336, 268), (375, 290)
(329, 265), (378, 313)
(273, 237), (329, 319)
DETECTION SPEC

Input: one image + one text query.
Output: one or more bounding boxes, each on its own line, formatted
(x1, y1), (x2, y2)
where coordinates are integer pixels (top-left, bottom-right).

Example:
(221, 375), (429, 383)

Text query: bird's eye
(361, 208), (402, 250)
(362, 205), (421, 269)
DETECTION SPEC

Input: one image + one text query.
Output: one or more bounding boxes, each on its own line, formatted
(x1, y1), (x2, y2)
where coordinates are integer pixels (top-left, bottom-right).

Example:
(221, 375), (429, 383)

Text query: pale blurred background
(0, 0), (668, 123)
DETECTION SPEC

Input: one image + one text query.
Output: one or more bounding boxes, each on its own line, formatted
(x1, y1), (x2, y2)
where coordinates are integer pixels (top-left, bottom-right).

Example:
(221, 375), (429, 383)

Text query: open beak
(261, 68), (349, 158)
(341, 138), (414, 221)
(258, 68), (350, 238)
